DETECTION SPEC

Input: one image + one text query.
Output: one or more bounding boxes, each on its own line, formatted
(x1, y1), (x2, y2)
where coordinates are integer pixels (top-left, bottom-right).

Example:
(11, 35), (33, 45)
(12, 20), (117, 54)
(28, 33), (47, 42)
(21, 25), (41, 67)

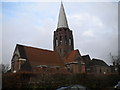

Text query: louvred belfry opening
(53, 2), (74, 58)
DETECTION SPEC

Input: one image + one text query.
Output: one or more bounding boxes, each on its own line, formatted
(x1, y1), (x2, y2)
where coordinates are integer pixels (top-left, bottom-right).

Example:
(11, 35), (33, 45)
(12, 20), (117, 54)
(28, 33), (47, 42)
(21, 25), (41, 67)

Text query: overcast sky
(1, 0), (118, 65)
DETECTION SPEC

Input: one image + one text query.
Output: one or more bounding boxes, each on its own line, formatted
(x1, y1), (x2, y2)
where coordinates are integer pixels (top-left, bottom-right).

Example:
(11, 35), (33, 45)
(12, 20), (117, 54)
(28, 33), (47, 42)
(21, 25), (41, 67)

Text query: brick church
(11, 2), (111, 74)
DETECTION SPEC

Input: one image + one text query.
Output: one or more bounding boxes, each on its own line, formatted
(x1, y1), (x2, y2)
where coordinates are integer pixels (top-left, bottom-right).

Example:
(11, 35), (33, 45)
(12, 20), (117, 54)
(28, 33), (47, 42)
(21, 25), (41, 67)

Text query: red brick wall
(11, 63), (14, 72)
(81, 64), (85, 73)
(54, 28), (74, 57)
(69, 64), (79, 73)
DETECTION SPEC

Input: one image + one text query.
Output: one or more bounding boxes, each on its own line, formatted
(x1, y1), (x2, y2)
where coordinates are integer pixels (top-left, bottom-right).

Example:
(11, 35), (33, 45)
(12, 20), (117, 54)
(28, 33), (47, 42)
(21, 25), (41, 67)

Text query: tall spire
(57, 1), (69, 28)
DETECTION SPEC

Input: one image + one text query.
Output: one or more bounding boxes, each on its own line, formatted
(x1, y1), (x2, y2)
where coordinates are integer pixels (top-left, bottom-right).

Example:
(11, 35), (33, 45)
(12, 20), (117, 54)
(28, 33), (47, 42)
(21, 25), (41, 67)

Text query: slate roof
(82, 55), (91, 61)
(90, 58), (108, 67)
(82, 55), (91, 67)
(16, 44), (65, 67)
(82, 55), (108, 67)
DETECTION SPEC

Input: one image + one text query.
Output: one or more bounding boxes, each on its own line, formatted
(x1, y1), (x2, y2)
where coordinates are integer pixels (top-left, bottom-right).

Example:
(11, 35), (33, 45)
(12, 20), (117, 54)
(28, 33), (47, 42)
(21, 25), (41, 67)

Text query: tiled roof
(17, 44), (27, 59)
(17, 44), (65, 67)
(64, 49), (79, 63)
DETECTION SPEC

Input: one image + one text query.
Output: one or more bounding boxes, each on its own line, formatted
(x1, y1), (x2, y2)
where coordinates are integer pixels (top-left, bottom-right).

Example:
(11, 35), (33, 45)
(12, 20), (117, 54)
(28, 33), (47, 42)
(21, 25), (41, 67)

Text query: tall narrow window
(69, 38), (71, 45)
(13, 54), (18, 72)
(60, 36), (62, 45)
(14, 61), (16, 72)
(56, 39), (58, 46)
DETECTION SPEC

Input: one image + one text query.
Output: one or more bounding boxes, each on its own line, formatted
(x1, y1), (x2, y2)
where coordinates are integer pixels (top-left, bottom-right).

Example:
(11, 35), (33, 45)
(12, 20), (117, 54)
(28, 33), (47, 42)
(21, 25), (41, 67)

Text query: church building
(11, 2), (110, 74)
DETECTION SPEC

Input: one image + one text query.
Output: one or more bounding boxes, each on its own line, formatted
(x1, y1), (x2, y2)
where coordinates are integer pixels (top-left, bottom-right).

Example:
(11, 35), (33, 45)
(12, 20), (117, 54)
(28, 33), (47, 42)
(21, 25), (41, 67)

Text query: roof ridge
(92, 58), (104, 61)
(92, 58), (108, 66)
(17, 44), (53, 52)
(82, 54), (90, 57)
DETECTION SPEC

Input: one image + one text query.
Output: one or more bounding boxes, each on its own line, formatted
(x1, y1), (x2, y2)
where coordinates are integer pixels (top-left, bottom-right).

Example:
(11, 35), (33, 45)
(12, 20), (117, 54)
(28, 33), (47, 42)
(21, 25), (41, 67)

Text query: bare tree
(110, 53), (120, 75)
(1, 64), (9, 73)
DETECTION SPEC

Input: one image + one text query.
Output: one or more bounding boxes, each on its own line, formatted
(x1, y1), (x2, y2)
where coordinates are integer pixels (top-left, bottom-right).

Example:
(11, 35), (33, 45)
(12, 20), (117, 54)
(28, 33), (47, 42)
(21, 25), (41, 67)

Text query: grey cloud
(2, 2), (118, 65)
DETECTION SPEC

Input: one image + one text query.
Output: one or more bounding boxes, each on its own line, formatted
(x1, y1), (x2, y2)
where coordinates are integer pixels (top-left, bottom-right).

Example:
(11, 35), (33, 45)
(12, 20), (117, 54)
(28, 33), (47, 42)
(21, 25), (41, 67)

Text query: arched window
(56, 38), (58, 46)
(60, 36), (62, 45)
(65, 35), (67, 44)
(69, 38), (71, 45)
(13, 54), (19, 72)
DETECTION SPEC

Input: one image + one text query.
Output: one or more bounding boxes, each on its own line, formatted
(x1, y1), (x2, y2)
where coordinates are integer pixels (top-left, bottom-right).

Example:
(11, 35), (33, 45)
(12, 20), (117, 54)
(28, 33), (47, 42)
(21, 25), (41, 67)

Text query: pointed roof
(91, 58), (108, 67)
(15, 44), (65, 67)
(57, 2), (69, 28)
(64, 49), (83, 64)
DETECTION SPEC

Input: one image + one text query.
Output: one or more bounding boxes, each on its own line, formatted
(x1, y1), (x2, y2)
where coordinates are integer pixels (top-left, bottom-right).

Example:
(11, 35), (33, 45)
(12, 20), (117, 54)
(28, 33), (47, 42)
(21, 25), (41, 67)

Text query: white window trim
(19, 58), (26, 61)
(66, 61), (78, 64)
(37, 65), (47, 68)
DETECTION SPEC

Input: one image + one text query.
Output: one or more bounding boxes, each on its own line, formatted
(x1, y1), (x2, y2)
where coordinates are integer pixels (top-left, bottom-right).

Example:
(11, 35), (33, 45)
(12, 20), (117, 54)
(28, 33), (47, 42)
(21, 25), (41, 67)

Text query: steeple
(57, 2), (69, 28)
(54, 1), (74, 58)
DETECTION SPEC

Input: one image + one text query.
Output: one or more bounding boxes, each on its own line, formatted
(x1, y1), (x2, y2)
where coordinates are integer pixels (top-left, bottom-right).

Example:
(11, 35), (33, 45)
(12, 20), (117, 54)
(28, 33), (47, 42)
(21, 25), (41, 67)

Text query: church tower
(53, 2), (74, 57)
